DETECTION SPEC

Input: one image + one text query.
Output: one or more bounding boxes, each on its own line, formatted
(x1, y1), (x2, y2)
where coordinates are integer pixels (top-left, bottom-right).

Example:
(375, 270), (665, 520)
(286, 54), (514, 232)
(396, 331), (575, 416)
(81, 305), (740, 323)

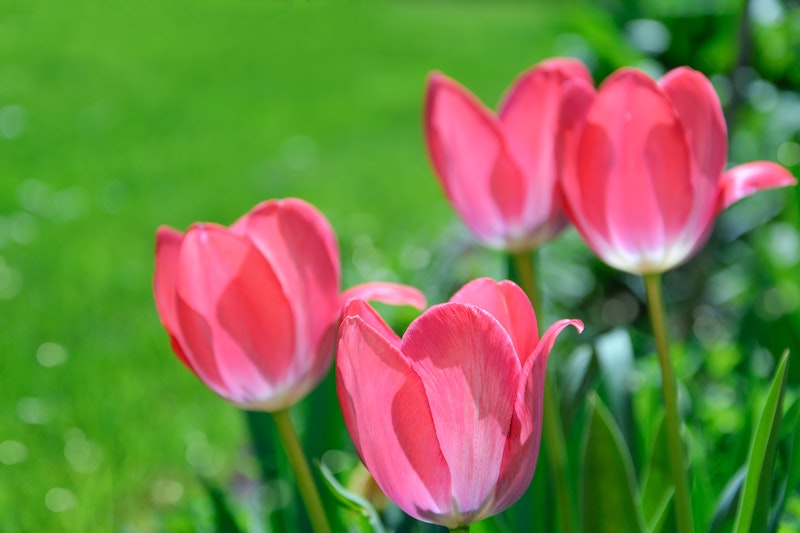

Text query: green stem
(643, 274), (695, 533)
(511, 250), (574, 533)
(271, 409), (332, 533)
(449, 527), (470, 533)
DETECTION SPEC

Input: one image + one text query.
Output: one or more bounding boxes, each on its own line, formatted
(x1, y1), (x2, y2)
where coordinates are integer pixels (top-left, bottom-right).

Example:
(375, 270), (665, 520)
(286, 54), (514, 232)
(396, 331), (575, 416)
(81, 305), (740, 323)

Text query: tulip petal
(154, 226), (196, 372)
(238, 198), (340, 374)
(341, 298), (402, 347)
(719, 161), (797, 211)
(336, 314), (451, 523)
(498, 58), (592, 236)
(578, 69), (693, 270)
(449, 278), (538, 364)
(402, 303), (520, 517)
(175, 224), (295, 405)
(659, 67), (727, 183)
(340, 282), (427, 311)
(425, 72), (524, 246)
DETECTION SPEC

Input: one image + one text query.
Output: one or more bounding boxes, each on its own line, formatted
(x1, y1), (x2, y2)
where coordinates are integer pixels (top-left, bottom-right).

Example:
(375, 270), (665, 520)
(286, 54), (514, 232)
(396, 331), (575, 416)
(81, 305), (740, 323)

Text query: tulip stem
(449, 527), (470, 532)
(510, 250), (574, 533)
(643, 274), (695, 533)
(271, 408), (332, 533)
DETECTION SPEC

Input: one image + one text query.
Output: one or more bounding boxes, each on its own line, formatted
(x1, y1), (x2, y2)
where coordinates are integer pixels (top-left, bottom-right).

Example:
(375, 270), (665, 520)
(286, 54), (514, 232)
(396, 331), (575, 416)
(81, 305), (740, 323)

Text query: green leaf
(316, 460), (386, 533)
(581, 393), (647, 533)
(733, 350), (790, 533)
(709, 467), (746, 533)
(640, 413), (673, 533)
(768, 393), (800, 531)
(199, 478), (245, 533)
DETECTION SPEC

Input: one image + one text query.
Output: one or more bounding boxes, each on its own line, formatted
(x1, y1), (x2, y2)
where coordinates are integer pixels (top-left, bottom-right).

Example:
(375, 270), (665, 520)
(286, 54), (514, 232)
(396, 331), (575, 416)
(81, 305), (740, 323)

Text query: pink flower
(153, 198), (426, 411)
(424, 58), (593, 251)
(336, 278), (582, 527)
(559, 66), (796, 274)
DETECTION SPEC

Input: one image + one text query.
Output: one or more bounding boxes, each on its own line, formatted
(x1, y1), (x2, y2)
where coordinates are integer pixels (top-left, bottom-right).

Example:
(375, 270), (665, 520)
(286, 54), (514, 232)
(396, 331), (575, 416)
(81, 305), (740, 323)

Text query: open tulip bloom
(336, 277), (583, 528)
(425, 58), (593, 252)
(153, 198), (426, 411)
(558, 66), (796, 275)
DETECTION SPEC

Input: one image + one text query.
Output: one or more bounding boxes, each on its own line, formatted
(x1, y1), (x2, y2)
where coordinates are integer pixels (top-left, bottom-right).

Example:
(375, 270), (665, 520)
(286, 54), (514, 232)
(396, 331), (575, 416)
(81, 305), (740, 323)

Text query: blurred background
(2, 0), (800, 531)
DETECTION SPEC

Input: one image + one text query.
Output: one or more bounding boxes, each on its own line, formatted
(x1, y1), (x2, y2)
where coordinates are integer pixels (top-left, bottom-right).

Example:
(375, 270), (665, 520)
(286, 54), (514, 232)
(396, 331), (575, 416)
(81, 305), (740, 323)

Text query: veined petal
(340, 282), (426, 311)
(341, 298), (402, 348)
(175, 224), (295, 406)
(449, 278), (538, 364)
(425, 72), (524, 245)
(578, 69), (692, 271)
(402, 303), (520, 517)
(519, 318), (584, 441)
(719, 161), (797, 211)
(336, 315), (451, 522)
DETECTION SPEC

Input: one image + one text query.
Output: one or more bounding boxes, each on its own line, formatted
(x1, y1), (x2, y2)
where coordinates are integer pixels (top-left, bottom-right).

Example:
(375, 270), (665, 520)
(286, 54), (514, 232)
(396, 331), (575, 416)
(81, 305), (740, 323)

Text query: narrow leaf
(709, 467), (746, 533)
(640, 413), (672, 532)
(769, 393), (800, 532)
(316, 460), (386, 533)
(581, 393), (647, 533)
(733, 350), (789, 533)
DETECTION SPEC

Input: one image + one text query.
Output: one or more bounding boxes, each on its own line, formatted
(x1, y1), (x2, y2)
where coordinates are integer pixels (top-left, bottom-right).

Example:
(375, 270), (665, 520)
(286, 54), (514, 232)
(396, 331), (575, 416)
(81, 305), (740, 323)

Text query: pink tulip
(153, 198), (426, 411)
(425, 58), (593, 251)
(559, 66), (796, 274)
(336, 277), (583, 527)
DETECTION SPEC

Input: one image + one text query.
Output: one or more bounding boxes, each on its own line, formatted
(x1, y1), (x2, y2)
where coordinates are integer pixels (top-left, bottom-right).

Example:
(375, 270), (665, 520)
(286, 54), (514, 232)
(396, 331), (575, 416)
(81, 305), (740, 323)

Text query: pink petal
(336, 315), (451, 523)
(719, 161), (797, 211)
(498, 59), (592, 238)
(238, 198), (340, 376)
(153, 226), (195, 370)
(401, 303), (520, 517)
(659, 67), (727, 184)
(577, 69), (693, 270)
(341, 298), (402, 348)
(340, 282), (426, 311)
(175, 224), (296, 407)
(493, 317), (583, 512)
(558, 79), (614, 254)
(425, 72), (524, 246)
(449, 278), (538, 364)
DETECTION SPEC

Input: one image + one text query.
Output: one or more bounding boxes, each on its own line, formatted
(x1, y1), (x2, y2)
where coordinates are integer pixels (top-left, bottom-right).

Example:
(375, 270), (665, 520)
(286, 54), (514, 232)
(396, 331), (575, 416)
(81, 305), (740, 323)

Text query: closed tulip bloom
(425, 58), (593, 252)
(559, 66), (796, 274)
(153, 198), (425, 411)
(336, 278), (583, 528)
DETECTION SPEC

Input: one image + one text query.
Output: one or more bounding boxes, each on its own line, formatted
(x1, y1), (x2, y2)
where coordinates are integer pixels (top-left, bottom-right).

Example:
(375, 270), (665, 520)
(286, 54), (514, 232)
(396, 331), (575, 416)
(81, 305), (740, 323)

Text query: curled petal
(336, 315), (451, 522)
(719, 161), (797, 211)
(340, 282), (426, 311)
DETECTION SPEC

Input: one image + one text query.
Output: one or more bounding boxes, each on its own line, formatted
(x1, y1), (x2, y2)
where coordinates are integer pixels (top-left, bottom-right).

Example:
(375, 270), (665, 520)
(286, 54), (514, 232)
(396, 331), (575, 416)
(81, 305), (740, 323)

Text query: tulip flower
(153, 198), (426, 411)
(424, 58), (593, 252)
(336, 277), (583, 528)
(558, 66), (796, 275)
